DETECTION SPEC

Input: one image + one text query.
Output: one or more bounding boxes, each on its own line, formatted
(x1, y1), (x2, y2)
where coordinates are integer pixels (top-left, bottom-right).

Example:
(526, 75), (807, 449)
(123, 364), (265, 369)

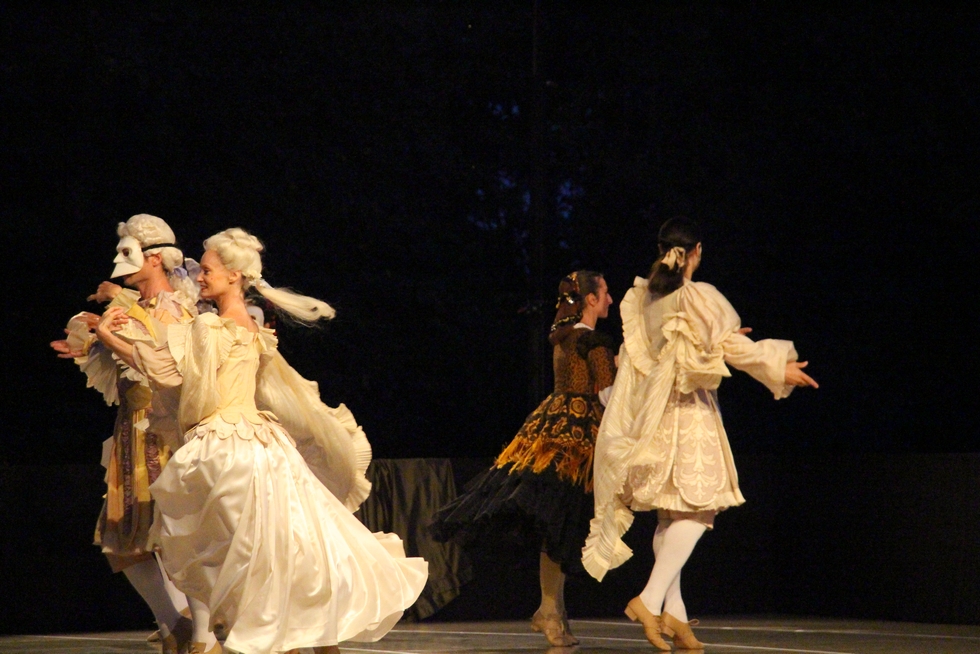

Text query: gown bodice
(206, 327), (271, 426)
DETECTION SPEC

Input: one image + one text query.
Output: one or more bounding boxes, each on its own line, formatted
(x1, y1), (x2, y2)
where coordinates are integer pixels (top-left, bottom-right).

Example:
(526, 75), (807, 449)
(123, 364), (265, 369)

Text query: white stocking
(187, 596), (217, 650)
(652, 521), (688, 622)
(639, 519), (706, 616)
(122, 559), (181, 635)
(155, 552), (189, 615)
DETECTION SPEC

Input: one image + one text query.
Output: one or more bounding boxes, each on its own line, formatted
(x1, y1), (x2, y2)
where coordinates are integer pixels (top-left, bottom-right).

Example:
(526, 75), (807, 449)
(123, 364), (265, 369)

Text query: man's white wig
(119, 214), (199, 305)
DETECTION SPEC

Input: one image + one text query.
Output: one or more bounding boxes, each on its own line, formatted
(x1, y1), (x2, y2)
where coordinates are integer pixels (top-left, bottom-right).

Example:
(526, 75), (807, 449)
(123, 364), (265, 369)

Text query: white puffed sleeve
(174, 313), (236, 433)
(69, 289), (144, 405)
(684, 282), (797, 399)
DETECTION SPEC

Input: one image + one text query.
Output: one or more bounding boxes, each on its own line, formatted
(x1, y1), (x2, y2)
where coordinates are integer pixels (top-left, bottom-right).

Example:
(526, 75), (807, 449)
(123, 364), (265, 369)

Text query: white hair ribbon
(661, 246), (687, 271)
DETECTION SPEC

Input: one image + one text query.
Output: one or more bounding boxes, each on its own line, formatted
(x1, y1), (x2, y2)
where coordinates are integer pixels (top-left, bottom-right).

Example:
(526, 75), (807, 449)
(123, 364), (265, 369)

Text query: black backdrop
(1, 2), (978, 634)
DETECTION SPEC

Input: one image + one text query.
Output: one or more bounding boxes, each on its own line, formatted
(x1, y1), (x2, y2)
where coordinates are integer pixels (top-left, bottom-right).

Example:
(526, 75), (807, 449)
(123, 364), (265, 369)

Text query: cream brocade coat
(583, 277), (798, 581)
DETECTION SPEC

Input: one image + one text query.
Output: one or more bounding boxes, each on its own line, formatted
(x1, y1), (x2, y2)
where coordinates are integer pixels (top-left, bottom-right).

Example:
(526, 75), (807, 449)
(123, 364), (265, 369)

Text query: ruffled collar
(620, 276), (657, 375)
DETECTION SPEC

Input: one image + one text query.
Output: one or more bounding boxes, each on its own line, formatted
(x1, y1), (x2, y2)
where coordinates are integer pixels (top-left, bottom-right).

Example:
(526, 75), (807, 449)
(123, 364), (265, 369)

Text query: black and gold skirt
(430, 392), (603, 574)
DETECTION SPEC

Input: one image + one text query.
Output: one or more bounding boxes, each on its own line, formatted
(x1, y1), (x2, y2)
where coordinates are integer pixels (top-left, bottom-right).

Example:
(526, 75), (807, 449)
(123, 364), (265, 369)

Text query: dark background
(1, 1), (979, 634)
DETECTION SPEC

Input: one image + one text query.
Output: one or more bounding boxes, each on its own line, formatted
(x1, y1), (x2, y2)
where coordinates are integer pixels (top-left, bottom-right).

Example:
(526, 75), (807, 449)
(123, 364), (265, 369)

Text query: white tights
(122, 559), (181, 636)
(638, 518), (706, 621)
(156, 553), (188, 615)
(187, 596), (218, 650)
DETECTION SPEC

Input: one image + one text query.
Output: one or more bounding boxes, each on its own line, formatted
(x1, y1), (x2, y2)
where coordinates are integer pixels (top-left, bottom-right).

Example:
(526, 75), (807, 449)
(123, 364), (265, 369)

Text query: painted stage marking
(576, 619), (980, 642)
(703, 625), (980, 641)
(343, 647), (425, 654)
(33, 634), (148, 642)
(389, 628), (858, 654)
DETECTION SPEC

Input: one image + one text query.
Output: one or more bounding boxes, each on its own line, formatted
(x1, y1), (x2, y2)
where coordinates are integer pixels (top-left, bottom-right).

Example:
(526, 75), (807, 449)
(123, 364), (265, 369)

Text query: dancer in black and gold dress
(431, 271), (615, 646)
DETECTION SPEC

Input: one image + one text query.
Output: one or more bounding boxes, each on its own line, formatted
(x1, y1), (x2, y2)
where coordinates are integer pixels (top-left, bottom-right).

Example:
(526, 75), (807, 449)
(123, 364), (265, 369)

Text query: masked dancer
(431, 271), (615, 646)
(50, 214), (204, 653)
(583, 217), (818, 650)
(95, 228), (427, 654)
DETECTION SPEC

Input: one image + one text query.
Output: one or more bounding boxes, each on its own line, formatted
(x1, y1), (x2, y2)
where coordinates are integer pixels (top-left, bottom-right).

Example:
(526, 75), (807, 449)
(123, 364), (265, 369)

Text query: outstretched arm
(50, 312), (101, 358)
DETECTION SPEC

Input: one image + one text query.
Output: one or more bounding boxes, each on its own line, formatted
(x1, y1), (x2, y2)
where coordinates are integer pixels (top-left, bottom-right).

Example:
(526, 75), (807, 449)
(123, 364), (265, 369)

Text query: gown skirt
(151, 415), (428, 654)
(430, 391), (601, 575)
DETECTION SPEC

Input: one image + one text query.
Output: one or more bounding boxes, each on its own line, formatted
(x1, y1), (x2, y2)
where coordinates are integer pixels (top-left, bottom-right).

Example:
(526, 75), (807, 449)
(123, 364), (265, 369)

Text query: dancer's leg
(538, 551), (565, 616)
(532, 551), (577, 645)
(652, 519), (689, 622)
(122, 559), (181, 635)
(156, 552), (189, 614)
(639, 519), (706, 615)
(187, 596), (219, 651)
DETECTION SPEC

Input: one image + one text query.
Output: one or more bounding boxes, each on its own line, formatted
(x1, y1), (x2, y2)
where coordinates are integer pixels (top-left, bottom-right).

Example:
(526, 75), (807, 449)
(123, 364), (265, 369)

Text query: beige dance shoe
(661, 611), (705, 649)
(187, 641), (222, 654)
(624, 597), (671, 651)
(531, 609), (578, 647)
(150, 607), (192, 644)
(160, 615), (193, 654)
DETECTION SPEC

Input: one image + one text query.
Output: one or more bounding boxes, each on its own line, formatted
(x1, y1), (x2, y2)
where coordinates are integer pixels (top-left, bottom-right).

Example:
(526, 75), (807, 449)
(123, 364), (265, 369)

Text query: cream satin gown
(138, 314), (427, 654)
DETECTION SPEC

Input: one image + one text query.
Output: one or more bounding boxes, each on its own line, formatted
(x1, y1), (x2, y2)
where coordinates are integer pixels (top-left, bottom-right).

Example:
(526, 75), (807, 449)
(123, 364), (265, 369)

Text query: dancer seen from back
(431, 271), (615, 646)
(583, 217), (818, 650)
(50, 214), (205, 653)
(95, 228), (428, 654)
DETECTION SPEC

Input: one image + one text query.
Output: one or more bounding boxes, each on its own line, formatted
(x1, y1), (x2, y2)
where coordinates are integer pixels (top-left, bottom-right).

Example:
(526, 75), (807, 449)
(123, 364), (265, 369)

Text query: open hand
(87, 281), (122, 303)
(785, 361), (818, 388)
(50, 337), (82, 359)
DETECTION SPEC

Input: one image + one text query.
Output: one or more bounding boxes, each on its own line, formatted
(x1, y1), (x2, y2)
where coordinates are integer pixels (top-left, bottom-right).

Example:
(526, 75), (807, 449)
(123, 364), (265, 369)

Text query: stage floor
(3, 617), (979, 653)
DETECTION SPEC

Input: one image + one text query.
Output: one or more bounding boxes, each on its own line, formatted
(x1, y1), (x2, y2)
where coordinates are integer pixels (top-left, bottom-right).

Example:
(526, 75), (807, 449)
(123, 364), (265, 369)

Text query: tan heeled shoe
(312, 647), (340, 654)
(624, 597), (671, 651)
(531, 610), (577, 647)
(161, 615), (193, 654)
(187, 641), (222, 654)
(150, 606), (192, 644)
(661, 611), (704, 649)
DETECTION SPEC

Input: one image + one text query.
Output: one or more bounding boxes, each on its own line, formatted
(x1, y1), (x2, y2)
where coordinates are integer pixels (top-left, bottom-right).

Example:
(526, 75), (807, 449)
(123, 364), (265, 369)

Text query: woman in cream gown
(582, 217), (817, 650)
(97, 228), (427, 654)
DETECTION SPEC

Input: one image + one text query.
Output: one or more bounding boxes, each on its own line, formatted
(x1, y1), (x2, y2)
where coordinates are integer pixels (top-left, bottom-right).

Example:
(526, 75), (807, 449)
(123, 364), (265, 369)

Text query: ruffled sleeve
(67, 290), (139, 404)
(684, 282), (797, 399)
(620, 277), (658, 376)
(256, 346), (373, 512)
(663, 282), (735, 394)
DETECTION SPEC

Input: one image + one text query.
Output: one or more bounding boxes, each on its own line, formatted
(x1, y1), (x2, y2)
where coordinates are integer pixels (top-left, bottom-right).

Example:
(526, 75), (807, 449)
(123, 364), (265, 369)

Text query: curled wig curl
(118, 214), (199, 307)
(204, 227), (335, 324)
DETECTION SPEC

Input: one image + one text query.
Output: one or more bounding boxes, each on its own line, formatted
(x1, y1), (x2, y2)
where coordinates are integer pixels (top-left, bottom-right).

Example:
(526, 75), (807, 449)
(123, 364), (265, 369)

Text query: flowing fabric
(583, 278), (797, 581)
(134, 313), (427, 653)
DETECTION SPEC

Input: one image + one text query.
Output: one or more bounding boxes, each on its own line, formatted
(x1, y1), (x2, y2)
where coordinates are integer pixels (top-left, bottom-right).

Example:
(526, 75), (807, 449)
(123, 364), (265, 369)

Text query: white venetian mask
(111, 236), (144, 278)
